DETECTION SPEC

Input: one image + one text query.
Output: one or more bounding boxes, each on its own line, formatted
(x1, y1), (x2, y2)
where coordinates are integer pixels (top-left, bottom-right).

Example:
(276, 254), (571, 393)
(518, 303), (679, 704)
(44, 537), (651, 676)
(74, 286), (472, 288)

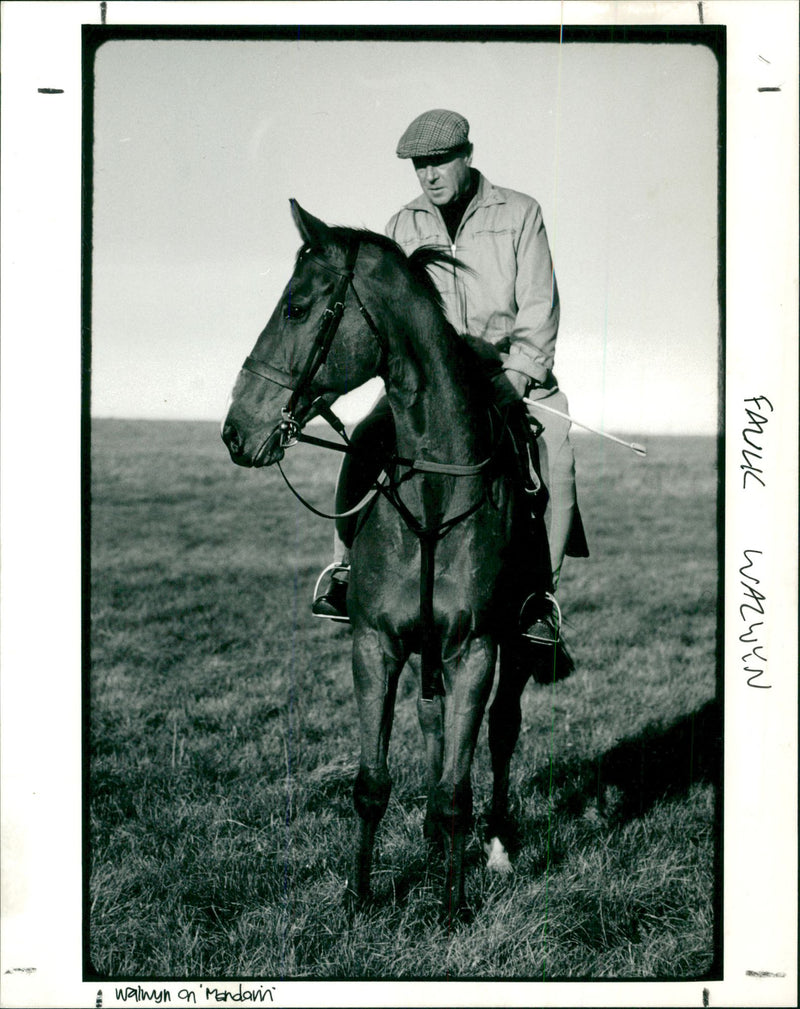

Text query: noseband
(241, 236), (383, 449)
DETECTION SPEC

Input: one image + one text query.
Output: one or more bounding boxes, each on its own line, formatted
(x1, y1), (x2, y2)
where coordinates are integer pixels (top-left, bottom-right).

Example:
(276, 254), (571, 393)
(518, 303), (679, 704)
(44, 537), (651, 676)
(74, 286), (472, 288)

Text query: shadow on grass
(512, 699), (721, 843)
(308, 701), (721, 914)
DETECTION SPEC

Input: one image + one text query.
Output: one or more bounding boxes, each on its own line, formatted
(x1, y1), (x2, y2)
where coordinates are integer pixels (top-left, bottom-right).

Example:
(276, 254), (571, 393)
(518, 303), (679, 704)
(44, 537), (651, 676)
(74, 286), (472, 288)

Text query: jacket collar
(403, 170), (505, 214)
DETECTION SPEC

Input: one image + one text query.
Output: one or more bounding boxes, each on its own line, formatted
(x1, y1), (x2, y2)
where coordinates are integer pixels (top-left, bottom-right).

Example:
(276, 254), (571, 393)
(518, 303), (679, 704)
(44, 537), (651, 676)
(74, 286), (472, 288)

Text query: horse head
(222, 201), (385, 467)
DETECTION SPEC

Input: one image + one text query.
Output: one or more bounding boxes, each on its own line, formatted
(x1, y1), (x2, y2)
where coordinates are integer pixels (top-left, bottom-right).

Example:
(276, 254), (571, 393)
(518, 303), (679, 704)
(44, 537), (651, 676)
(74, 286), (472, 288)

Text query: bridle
(238, 234), (500, 486)
(241, 236), (385, 452)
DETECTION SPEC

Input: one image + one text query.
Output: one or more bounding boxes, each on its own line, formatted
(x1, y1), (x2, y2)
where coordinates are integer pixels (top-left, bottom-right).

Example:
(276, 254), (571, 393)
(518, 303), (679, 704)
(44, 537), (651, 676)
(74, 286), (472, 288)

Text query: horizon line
(90, 415), (720, 437)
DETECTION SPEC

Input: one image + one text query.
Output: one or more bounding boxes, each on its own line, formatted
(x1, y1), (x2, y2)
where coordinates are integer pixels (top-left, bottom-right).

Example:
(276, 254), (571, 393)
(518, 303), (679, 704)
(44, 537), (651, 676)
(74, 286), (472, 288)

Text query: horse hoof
(483, 837), (513, 874)
(342, 882), (370, 921)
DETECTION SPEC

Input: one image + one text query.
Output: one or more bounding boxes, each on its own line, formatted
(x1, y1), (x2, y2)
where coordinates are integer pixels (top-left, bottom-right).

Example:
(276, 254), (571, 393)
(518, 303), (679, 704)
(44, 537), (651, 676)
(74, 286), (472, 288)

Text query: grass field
(89, 418), (720, 980)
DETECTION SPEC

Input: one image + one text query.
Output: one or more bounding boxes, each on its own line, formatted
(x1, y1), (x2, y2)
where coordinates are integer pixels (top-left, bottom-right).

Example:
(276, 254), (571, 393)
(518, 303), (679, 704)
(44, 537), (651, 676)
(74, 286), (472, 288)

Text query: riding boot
(504, 401), (576, 679)
(312, 564), (350, 621)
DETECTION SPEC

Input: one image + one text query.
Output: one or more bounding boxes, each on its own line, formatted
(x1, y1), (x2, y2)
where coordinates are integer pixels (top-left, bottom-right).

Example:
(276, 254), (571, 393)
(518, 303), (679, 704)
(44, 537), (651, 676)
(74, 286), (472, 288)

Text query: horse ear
(290, 199), (331, 247)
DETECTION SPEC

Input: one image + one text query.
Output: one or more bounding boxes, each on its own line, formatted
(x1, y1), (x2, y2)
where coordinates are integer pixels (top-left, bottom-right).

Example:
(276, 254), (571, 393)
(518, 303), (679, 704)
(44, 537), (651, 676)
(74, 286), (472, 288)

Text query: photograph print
(87, 24), (722, 984)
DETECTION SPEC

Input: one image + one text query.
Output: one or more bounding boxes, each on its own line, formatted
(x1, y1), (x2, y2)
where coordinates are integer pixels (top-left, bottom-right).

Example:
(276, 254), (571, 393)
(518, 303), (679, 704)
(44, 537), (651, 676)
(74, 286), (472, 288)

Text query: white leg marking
(483, 836), (513, 874)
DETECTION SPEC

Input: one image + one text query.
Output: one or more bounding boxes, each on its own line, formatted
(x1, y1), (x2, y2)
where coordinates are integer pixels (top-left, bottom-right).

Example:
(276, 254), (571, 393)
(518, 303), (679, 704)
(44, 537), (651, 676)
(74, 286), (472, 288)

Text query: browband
(303, 251), (354, 279)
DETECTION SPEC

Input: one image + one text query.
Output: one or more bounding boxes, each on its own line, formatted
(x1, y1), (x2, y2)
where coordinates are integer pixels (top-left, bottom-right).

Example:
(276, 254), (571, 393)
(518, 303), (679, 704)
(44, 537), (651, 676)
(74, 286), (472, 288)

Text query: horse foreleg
(352, 796), (379, 899)
(416, 691), (444, 843)
(485, 642), (531, 872)
(348, 627), (404, 908)
(433, 635), (497, 919)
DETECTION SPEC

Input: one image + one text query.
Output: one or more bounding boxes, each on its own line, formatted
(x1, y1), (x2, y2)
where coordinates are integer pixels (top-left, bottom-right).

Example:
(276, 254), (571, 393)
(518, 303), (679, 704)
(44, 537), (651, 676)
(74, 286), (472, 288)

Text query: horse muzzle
(222, 417), (287, 467)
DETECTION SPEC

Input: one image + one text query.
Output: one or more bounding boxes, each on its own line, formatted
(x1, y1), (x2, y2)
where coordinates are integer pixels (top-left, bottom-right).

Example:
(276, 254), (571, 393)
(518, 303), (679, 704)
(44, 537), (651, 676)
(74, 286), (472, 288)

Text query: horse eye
(285, 302), (308, 322)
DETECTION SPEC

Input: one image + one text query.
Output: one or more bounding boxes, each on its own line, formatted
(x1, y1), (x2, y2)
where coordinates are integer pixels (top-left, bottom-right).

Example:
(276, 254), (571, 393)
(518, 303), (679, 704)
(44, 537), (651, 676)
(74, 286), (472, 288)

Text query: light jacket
(385, 171), (560, 386)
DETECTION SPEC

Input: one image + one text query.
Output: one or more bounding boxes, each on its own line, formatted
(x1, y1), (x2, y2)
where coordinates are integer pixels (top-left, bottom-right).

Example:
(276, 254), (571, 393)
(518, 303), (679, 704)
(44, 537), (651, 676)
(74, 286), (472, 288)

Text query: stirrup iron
(519, 591), (562, 643)
(311, 563), (350, 622)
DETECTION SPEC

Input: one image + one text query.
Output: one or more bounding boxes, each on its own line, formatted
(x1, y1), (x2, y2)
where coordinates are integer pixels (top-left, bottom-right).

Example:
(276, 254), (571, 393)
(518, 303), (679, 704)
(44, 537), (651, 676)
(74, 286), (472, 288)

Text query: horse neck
(383, 299), (487, 468)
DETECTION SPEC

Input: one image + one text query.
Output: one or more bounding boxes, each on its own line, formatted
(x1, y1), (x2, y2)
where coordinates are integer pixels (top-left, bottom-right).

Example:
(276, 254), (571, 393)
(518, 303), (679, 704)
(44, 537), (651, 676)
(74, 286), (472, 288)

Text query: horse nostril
(222, 422), (242, 455)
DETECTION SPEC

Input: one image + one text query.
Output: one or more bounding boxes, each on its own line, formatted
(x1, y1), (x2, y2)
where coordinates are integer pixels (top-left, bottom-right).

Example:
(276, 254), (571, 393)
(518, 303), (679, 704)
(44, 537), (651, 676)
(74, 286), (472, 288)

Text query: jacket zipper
(451, 205), (476, 335)
(429, 197), (480, 336)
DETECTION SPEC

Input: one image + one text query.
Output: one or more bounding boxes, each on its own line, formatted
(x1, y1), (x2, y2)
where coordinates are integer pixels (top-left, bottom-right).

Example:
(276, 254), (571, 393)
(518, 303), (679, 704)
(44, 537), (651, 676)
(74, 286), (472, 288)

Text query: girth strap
(419, 535), (443, 700)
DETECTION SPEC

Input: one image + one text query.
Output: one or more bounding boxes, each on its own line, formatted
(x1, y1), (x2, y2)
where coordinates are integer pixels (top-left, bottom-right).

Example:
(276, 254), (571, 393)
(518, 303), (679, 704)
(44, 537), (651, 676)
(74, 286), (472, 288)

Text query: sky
(91, 36), (720, 433)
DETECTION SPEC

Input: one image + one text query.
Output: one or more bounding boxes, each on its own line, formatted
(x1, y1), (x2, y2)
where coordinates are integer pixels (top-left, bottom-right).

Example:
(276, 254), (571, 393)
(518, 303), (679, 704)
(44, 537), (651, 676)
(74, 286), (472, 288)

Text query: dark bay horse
(222, 201), (551, 917)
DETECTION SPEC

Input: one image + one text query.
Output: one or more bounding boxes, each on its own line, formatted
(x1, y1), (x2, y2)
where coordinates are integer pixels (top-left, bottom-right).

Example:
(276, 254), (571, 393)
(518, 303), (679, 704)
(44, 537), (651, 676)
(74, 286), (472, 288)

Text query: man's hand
(504, 368), (531, 399)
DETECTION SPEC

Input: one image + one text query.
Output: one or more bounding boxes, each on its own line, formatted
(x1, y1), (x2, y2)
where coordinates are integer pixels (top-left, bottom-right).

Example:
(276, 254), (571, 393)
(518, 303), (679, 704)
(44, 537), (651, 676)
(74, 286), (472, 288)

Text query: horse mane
(406, 246), (472, 316)
(312, 226), (469, 321)
(305, 225), (493, 400)
(320, 227), (496, 403)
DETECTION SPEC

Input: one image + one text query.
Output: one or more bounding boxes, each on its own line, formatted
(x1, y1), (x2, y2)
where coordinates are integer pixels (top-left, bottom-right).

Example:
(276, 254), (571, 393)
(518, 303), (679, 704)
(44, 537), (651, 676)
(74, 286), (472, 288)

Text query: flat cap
(396, 109), (470, 159)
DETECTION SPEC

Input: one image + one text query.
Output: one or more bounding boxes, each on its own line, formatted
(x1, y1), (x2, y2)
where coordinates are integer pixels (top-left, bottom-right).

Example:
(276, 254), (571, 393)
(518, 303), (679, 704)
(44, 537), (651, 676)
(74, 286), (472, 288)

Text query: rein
(275, 402), (498, 524)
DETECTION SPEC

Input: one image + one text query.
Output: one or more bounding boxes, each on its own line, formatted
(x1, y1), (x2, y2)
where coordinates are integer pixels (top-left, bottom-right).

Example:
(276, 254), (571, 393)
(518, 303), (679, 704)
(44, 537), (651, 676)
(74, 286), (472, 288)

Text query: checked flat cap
(396, 109), (470, 159)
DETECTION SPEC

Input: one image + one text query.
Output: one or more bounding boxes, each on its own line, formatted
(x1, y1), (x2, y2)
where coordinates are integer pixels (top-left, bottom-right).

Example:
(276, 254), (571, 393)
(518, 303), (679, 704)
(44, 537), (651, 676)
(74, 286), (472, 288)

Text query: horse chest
(349, 505), (507, 636)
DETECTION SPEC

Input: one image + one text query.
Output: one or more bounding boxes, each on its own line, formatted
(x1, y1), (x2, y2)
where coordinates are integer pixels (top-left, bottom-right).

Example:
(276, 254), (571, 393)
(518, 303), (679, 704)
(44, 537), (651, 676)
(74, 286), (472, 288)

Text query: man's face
(412, 149), (473, 206)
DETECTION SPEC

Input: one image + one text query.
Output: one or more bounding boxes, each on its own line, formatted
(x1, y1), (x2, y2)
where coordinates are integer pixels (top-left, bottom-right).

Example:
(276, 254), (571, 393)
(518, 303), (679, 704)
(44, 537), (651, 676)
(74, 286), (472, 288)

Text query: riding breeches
(524, 386), (589, 587)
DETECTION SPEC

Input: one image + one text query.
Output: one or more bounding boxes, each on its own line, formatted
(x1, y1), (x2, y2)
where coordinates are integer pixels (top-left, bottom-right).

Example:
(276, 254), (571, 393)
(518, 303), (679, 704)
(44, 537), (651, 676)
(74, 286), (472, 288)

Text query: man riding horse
(313, 109), (588, 659)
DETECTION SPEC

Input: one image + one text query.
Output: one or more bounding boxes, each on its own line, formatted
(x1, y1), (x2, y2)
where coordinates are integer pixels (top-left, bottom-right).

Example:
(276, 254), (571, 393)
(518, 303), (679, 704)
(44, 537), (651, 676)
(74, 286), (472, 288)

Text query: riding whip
(523, 397), (647, 457)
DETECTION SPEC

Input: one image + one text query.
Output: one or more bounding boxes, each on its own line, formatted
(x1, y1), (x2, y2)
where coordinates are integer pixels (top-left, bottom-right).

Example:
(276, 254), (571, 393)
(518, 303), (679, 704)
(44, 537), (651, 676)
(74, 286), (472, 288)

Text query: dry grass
(88, 419), (720, 979)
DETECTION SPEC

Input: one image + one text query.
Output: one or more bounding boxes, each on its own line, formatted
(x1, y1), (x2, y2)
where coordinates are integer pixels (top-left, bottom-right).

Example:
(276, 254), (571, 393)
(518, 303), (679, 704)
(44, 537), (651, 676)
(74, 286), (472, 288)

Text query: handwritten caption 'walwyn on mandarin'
(112, 985), (276, 1004)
